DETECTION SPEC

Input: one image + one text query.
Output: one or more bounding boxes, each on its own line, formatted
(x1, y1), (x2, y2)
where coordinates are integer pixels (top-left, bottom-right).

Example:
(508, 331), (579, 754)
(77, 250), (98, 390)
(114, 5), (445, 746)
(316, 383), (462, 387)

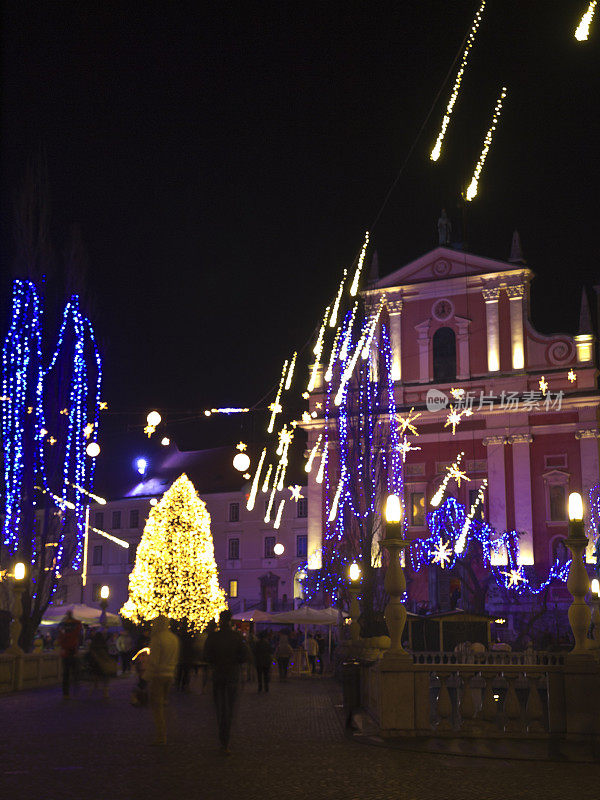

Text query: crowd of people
(53, 609), (332, 753)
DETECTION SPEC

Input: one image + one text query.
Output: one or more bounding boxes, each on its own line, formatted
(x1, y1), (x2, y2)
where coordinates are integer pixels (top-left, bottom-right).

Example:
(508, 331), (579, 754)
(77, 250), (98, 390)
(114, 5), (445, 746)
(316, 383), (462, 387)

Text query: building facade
(304, 243), (599, 625)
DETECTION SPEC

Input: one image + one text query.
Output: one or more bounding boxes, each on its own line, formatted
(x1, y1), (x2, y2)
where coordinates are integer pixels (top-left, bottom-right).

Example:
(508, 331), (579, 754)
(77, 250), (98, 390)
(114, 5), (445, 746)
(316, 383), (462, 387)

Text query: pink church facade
(305, 244), (599, 624)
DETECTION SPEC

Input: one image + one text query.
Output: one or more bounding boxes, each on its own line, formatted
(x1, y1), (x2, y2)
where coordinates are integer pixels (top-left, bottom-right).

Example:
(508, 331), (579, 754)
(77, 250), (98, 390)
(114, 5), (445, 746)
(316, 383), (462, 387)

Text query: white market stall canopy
(41, 603), (121, 627)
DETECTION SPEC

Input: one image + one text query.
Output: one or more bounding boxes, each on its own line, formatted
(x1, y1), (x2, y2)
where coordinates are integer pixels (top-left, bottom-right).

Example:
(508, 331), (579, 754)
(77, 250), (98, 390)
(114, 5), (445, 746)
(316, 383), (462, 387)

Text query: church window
(432, 327), (457, 383)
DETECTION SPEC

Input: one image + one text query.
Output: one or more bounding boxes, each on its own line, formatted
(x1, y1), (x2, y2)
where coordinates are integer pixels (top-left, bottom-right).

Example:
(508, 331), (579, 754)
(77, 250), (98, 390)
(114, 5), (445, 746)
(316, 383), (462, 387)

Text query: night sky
(2, 1), (599, 443)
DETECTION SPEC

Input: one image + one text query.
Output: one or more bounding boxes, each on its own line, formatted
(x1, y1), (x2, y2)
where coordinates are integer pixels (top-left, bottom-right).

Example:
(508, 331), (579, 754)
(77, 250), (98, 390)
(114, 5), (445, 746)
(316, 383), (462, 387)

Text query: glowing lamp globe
(136, 458), (148, 476)
(274, 543), (284, 556)
(349, 563), (361, 582)
(385, 494), (402, 523)
(233, 452), (250, 472)
(147, 411), (161, 427)
(592, 578), (600, 597)
(100, 585), (110, 600)
(86, 442), (101, 458)
(150, 498), (158, 506)
(14, 562), (26, 581)
(161, 437), (170, 446)
(568, 492), (583, 521)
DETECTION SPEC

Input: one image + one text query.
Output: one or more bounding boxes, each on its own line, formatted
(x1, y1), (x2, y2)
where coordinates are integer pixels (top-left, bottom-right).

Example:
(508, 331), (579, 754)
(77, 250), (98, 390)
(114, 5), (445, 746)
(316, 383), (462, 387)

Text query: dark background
(1, 1), (599, 441)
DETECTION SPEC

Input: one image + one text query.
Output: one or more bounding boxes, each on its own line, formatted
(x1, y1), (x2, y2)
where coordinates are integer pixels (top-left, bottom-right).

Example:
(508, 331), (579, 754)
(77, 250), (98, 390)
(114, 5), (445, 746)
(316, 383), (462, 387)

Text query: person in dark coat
(203, 609), (248, 754)
(57, 611), (82, 698)
(252, 630), (273, 693)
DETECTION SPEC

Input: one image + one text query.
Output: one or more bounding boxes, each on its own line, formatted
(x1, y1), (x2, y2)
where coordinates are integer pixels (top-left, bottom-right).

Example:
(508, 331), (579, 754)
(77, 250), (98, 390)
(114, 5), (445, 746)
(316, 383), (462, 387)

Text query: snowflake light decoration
(500, 568), (526, 588)
(397, 436), (421, 463)
(432, 540), (453, 569)
(396, 407), (420, 436)
(288, 484), (304, 502)
(539, 376), (548, 396)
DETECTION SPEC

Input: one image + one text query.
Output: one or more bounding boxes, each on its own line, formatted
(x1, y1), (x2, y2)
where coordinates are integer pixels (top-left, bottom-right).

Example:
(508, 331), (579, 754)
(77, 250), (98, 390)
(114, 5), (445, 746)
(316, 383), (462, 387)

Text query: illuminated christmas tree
(121, 473), (227, 631)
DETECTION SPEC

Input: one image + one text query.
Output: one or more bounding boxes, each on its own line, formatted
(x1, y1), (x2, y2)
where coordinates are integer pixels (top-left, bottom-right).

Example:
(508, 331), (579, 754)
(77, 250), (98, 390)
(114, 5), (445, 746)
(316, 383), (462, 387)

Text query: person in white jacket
(146, 615), (180, 745)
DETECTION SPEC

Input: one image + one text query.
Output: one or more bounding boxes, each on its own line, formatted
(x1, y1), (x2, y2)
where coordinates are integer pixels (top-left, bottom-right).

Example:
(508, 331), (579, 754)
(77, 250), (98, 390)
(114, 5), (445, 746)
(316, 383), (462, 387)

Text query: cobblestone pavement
(2, 673), (599, 800)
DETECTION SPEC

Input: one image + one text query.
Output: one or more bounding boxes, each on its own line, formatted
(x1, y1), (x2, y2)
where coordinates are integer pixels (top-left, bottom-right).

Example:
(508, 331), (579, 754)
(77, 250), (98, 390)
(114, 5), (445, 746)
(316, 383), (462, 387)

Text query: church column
(508, 433), (534, 565)
(307, 432), (324, 570)
(415, 319), (431, 383)
(482, 286), (501, 373)
(386, 298), (403, 382)
(455, 317), (470, 380)
(506, 284), (525, 370)
(483, 435), (508, 564)
(575, 428), (600, 562)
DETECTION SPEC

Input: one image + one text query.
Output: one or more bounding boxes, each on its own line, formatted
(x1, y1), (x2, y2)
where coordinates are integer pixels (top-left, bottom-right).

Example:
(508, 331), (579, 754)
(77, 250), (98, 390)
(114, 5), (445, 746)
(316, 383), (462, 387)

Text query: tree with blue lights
(1, 166), (102, 649)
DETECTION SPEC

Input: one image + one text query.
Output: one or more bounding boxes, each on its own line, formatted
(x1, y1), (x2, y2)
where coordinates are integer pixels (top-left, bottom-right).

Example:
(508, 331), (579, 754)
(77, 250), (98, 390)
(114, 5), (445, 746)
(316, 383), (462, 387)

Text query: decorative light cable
(261, 464), (273, 493)
(430, 1), (487, 161)
(465, 87), (508, 201)
(575, 1), (597, 40)
(267, 359), (288, 433)
(430, 453), (467, 507)
(273, 499), (285, 530)
(246, 448), (266, 510)
(349, 231), (369, 297)
(339, 301), (358, 361)
(455, 479), (487, 554)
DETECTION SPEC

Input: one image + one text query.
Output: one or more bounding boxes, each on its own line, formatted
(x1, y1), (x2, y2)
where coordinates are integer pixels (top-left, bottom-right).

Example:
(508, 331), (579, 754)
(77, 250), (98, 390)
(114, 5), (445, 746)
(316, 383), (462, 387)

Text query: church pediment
(373, 247), (529, 290)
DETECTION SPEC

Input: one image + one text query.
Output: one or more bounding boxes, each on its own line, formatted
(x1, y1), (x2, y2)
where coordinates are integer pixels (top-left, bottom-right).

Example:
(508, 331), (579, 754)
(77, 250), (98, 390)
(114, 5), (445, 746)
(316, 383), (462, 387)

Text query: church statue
(437, 209), (452, 245)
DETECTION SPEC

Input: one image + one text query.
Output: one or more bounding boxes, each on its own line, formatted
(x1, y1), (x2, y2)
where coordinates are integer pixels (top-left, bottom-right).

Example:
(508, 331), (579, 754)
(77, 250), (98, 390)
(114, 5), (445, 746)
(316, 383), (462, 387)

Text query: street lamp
(274, 543), (284, 556)
(348, 563), (361, 642)
(590, 578), (600, 649)
(8, 561), (27, 655)
(565, 491), (592, 658)
(99, 585), (110, 629)
(382, 493), (411, 660)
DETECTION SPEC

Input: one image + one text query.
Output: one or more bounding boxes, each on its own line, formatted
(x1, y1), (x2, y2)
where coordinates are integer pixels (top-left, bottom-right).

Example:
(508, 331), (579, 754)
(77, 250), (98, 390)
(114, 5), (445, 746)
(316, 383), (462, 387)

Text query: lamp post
(590, 578), (600, 650)
(7, 562), (26, 655)
(565, 492), (592, 658)
(348, 563), (361, 643)
(99, 585), (110, 629)
(382, 494), (411, 660)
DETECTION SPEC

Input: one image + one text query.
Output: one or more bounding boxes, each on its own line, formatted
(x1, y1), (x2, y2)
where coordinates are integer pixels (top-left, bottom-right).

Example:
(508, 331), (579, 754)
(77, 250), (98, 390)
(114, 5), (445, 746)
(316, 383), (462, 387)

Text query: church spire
(508, 230), (526, 264)
(579, 287), (593, 335)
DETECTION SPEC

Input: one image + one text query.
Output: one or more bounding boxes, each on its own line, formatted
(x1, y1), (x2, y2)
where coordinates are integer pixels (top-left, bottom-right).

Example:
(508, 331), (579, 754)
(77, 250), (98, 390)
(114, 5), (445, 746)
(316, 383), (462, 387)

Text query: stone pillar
(386, 298), (403, 382)
(506, 284), (525, 370)
(382, 522), (411, 662)
(508, 433), (534, 565)
(565, 512), (592, 660)
(483, 435), (508, 564)
(575, 428), (600, 562)
(455, 316), (470, 380)
(415, 319), (430, 384)
(482, 286), (501, 373)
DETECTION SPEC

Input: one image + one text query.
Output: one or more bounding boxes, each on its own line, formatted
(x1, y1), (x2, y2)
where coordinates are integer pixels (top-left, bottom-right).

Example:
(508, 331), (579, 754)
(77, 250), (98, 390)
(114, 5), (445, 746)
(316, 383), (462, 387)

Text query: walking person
(116, 629), (134, 675)
(306, 633), (318, 674)
(204, 609), (247, 755)
(57, 610), (82, 698)
(87, 629), (116, 698)
(252, 630), (273, 693)
(146, 615), (180, 745)
(275, 631), (293, 681)
(315, 632), (325, 675)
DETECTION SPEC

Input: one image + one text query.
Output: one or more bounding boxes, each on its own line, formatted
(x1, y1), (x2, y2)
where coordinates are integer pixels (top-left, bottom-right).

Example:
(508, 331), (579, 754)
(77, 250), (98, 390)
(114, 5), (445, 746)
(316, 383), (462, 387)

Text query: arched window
(433, 327), (457, 383)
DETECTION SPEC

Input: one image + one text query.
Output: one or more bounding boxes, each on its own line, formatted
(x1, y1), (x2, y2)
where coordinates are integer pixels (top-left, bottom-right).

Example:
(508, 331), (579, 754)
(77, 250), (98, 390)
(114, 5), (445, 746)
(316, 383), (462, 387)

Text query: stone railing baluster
(436, 673), (453, 731)
(525, 672), (545, 733)
(459, 671), (476, 732)
(481, 674), (499, 725)
(503, 673), (522, 733)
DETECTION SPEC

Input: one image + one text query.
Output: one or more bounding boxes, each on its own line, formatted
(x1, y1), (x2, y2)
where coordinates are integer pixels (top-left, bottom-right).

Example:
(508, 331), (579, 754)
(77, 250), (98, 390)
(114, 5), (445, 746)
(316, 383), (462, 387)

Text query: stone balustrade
(411, 650), (565, 667)
(0, 652), (61, 693)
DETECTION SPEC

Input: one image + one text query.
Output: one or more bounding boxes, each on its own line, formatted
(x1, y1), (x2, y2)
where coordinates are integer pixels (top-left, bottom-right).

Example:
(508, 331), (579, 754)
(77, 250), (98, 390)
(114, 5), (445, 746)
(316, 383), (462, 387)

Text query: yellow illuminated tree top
(121, 473), (227, 630)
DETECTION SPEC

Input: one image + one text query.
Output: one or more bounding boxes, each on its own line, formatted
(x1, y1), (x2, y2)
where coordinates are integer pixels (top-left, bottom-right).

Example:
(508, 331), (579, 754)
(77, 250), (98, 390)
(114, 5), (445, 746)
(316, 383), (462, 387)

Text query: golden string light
(430, 453), (466, 507)
(349, 231), (370, 297)
(397, 408), (420, 436)
(335, 298), (385, 406)
(430, 0), (487, 161)
(305, 433), (323, 473)
(264, 464), (282, 522)
(261, 464), (273, 493)
(246, 447), (266, 511)
(444, 403), (473, 435)
(339, 301), (358, 361)
(316, 444), (328, 484)
(329, 273), (347, 328)
(455, 479), (488, 554)
(328, 468), (346, 522)
(397, 436), (421, 462)
(465, 87), (507, 202)
(284, 351), (297, 391)
(90, 526), (129, 549)
(539, 376), (548, 396)
(324, 327), (343, 383)
(568, 369), (577, 383)
(268, 359), (288, 433)
(273, 499), (285, 530)
(575, 1), (597, 40)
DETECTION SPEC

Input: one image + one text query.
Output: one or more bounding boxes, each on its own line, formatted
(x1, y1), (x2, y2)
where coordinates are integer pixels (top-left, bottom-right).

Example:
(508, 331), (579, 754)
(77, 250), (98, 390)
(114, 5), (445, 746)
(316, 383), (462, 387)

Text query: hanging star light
(432, 540), (453, 569)
(144, 424), (155, 438)
(431, 453), (466, 507)
(575, 1), (597, 40)
(450, 387), (465, 400)
(568, 369), (577, 383)
(302, 411), (312, 424)
(243, 473), (251, 480)
(444, 405), (462, 435)
(247, 448), (266, 511)
(276, 428), (293, 454)
(539, 376), (548, 396)
(397, 407), (420, 436)
(315, 402), (322, 410)
(430, 0), (487, 161)
(261, 463), (273, 493)
(59, 408), (68, 416)
(448, 462), (470, 487)
(397, 436), (421, 463)
(48, 436), (57, 445)
(99, 401), (108, 410)
(236, 442), (247, 452)
(83, 422), (94, 439)
(465, 86), (507, 201)
(289, 484), (304, 502)
(500, 568), (526, 588)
